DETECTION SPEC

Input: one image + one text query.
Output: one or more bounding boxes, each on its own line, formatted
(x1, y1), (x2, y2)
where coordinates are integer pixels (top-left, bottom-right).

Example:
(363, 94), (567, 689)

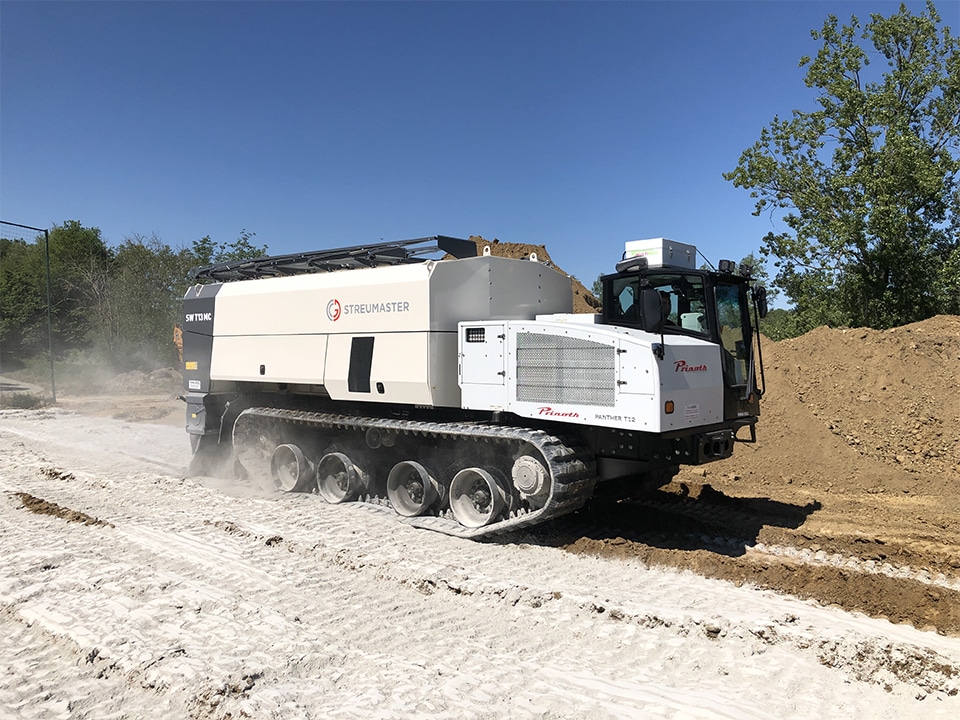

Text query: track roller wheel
(364, 427), (397, 449)
(449, 468), (508, 528)
(316, 452), (365, 504)
(512, 455), (550, 506)
(387, 461), (441, 516)
(270, 444), (312, 493)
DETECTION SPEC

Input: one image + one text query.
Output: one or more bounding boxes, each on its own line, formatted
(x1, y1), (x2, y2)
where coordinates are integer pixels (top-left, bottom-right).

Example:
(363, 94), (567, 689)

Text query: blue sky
(1, 0), (947, 288)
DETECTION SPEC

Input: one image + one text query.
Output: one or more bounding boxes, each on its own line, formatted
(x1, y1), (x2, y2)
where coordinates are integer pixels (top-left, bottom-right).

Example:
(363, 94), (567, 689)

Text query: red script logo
(674, 359), (707, 373)
(538, 406), (580, 418)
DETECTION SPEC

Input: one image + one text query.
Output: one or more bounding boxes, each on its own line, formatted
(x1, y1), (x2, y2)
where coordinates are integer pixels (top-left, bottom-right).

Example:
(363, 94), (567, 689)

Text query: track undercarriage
(229, 407), (599, 539)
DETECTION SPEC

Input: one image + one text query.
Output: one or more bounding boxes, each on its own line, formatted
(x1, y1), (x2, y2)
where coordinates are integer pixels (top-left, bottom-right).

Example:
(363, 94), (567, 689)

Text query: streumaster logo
(326, 299), (342, 322)
(675, 359), (707, 372)
(327, 298), (411, 321)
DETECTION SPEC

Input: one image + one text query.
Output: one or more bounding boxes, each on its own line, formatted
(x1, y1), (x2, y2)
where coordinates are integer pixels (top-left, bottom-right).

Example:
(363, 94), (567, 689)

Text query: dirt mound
(685, 314), (959, 483)
(14, 490), (113, 528)
(566, 314), (960, 634)
(467, 236), (601, 314)
(702, 315), (960, 501)
(763, 316), (960, 483)
(107, 367), (182, 396)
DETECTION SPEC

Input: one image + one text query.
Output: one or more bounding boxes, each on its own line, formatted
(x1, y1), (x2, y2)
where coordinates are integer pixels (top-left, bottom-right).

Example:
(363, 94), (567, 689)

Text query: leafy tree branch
(725, 1), (959, 332)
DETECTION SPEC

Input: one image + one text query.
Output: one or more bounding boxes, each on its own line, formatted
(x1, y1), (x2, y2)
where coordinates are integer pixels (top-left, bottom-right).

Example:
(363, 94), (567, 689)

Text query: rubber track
(233, 407), (598, 540)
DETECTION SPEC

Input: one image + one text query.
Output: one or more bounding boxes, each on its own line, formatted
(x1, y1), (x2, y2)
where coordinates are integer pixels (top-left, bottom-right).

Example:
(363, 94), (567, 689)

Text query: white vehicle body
(181, 236), (763, 537)
(190, 250), (724, 438)
(459, 318), (724, 434)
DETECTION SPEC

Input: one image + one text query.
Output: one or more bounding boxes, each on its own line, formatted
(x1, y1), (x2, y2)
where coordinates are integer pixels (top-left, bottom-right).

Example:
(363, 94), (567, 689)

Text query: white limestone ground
(1, 407), (959, 719)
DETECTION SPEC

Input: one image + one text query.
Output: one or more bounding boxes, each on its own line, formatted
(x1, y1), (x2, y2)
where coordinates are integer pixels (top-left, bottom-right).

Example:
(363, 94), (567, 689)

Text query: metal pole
(0, 220), (57, 402)
(43, 230), (56, 403)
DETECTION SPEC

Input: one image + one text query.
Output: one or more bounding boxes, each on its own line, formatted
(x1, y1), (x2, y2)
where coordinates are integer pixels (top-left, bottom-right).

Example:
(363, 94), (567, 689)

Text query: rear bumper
(693, 428), (734, 463)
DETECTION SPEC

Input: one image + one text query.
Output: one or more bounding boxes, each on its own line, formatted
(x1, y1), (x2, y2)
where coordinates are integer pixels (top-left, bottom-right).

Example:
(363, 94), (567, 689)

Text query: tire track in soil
(1, 494), (540, 718)
(0, 412), (189, 475)
(1, 470), (729, 718)
(2, 488), (792, 718)
(540, 495), (960, 636)
(0, 607), (196, 719)
(6, 474), (959, 715)
(4, 413), (960, 716)
(197, 508), (960, 703)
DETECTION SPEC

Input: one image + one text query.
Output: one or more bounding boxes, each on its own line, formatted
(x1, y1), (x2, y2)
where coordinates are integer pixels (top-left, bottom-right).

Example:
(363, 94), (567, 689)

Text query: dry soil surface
(2, 316), (960, 718)
(555, 315), (960, 638)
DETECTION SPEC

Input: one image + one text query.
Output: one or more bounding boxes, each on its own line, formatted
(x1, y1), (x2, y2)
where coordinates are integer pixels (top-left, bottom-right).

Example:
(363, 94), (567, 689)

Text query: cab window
(608, 274), (708, 337)
(649, 274), (708, 337)
(715, 282), (748, 385)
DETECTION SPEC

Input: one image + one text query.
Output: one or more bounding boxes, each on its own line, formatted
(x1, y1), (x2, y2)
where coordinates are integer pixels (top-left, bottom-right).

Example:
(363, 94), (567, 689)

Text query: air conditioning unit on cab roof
(623, 238), (696, 270)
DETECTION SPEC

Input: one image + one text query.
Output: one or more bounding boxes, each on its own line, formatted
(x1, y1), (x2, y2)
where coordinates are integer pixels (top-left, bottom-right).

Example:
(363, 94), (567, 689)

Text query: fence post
(43, 229), (56, 402)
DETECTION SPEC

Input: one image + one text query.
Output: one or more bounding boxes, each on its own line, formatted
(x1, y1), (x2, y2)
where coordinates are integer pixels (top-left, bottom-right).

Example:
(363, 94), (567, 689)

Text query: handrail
(188, 235), (476, 282)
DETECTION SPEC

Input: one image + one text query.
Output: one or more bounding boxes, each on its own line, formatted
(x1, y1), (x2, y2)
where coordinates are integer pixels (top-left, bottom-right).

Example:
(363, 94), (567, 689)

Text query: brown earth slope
(561, 315), (960, 634)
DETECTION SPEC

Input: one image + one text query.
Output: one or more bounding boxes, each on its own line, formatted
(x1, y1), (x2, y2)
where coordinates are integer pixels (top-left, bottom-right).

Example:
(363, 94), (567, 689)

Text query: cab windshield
(608, 273), (710, 338)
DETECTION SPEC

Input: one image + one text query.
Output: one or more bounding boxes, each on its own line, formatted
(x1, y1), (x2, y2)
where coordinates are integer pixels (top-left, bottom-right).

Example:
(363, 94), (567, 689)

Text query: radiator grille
(516, 333), (615, 407)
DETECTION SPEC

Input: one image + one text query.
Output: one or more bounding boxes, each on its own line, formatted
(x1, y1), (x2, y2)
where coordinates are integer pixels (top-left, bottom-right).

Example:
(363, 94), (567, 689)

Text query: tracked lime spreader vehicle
(182, 236), (767, 538)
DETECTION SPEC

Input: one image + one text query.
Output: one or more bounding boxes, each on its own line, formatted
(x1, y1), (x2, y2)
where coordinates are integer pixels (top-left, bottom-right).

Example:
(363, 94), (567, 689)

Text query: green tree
(2, 222), (269, 372)
(47, 220), (112, 354)
(725, 1), (960, 331)
(191, 229), (267, 266)
(757, 308), (801, 341)
(101, 234), (197, 368)
(0, 236), (45, 363)
(937, 245), (960, 313)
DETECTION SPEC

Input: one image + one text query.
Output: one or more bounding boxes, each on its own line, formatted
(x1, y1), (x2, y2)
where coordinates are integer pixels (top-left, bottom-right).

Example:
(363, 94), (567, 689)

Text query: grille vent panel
(516, 333), (615, 407)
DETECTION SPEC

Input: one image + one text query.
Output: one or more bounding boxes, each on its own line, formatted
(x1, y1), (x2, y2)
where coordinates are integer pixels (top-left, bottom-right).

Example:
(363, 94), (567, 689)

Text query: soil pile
(761, 316), (960, 483)
(564, 314), (960, 633)
(108, 367), (182, 396)
(697, 314), (960, 497)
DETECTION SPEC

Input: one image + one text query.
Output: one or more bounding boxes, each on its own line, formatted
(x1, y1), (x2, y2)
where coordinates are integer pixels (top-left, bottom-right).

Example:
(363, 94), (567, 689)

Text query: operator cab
(599, 239), (768, 435)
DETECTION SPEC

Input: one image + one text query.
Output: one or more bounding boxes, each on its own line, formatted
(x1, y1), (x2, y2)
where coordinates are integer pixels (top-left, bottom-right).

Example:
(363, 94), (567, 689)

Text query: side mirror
(754, 286), (769, 319)
(639, 287), (663, 332)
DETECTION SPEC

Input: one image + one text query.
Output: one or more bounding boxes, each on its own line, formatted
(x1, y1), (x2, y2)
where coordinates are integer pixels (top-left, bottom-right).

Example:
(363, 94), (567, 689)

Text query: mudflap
(185, 392), (247, 478)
